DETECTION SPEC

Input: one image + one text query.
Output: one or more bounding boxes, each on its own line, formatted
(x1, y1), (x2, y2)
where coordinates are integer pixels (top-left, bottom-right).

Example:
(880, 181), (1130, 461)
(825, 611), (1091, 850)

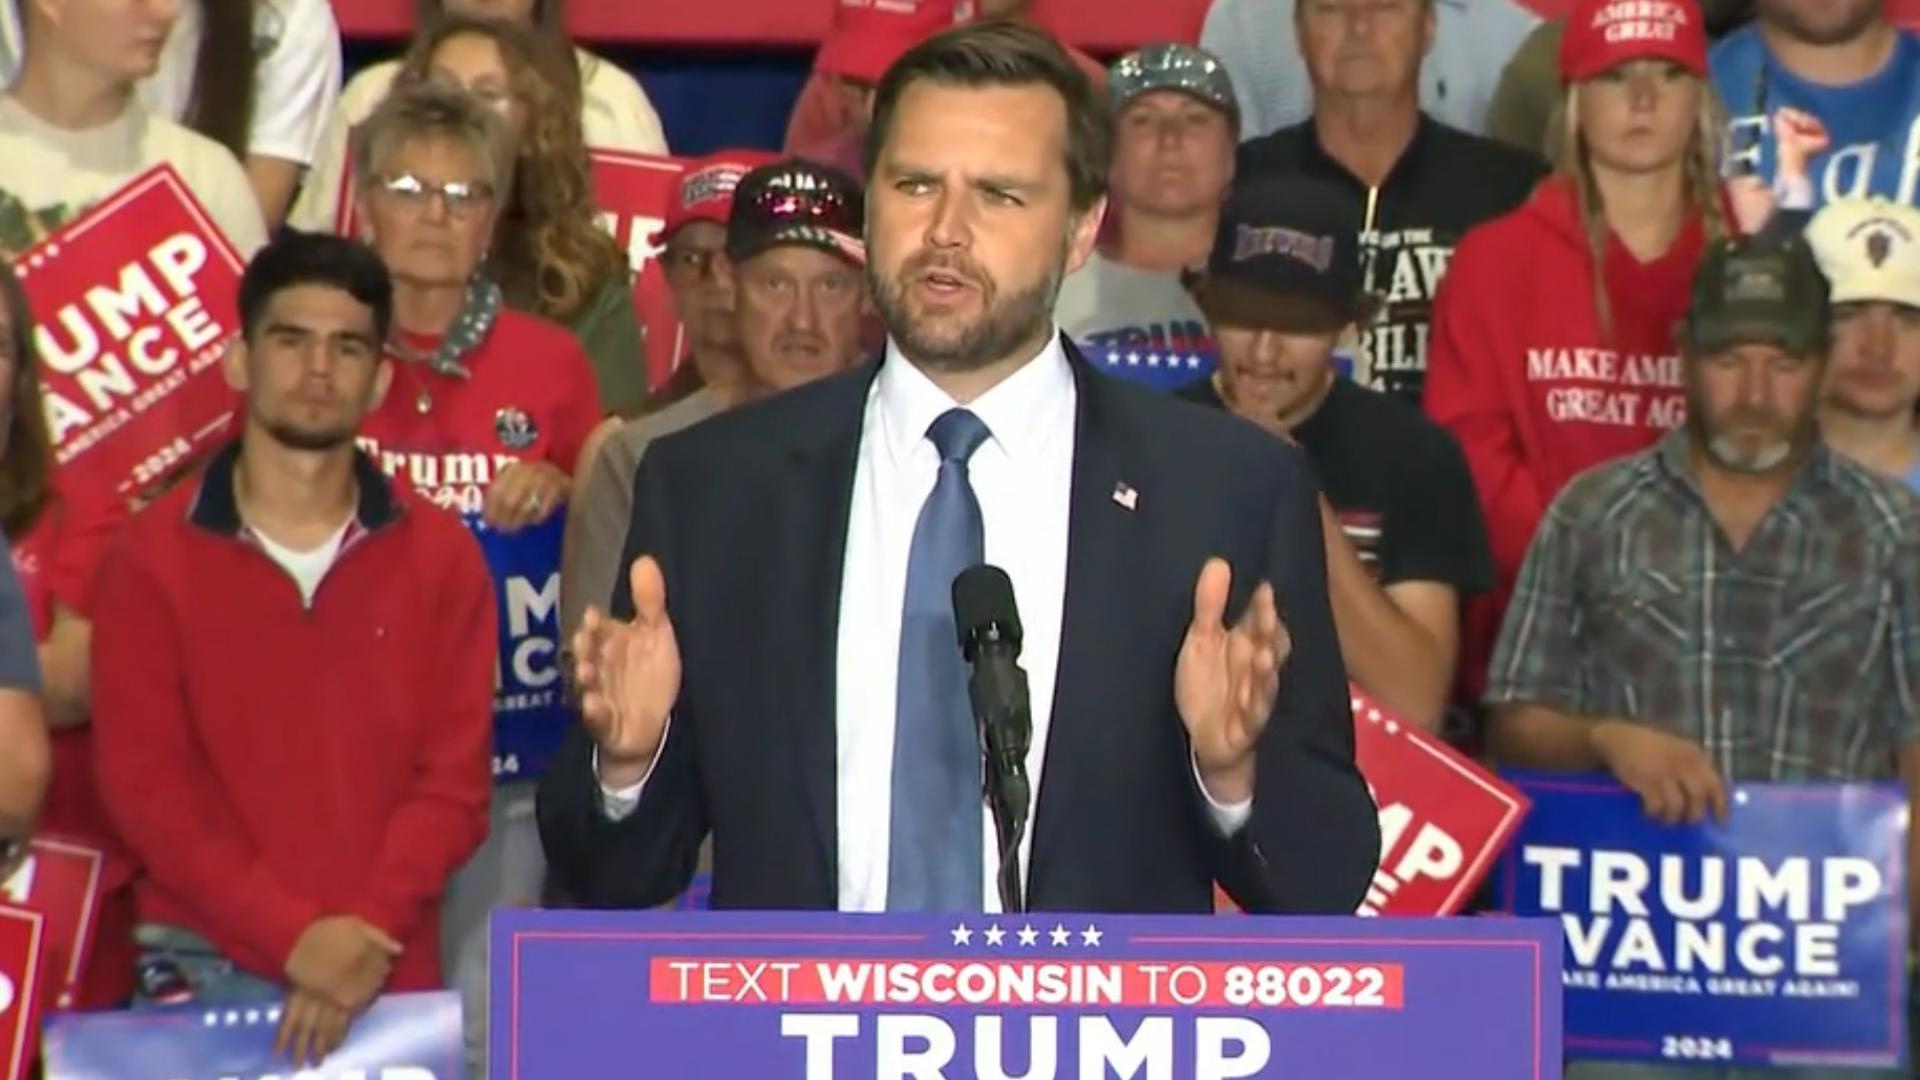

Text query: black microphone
(952, 564), (1033, 914)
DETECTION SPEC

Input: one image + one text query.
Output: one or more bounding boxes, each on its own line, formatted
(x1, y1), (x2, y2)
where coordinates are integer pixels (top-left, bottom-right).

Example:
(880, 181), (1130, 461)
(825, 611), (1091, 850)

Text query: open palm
(573, 556), (681, 770)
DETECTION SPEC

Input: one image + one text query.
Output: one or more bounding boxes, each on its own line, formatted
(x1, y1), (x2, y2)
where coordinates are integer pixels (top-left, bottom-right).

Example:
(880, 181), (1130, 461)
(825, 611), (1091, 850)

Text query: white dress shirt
(601, 335), (1248, 911)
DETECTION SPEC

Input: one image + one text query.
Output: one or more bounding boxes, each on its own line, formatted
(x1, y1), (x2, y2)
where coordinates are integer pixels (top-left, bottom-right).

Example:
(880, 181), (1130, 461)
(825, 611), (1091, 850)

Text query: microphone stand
(982, 718), (1030, 914)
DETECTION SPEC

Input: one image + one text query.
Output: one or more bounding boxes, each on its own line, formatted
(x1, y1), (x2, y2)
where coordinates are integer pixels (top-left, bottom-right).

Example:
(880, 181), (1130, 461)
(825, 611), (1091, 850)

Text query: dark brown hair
(181, 0), (258, 158)
(866, 19), (1111, 212)
(0, 261), (54, 542)
(397, 16), (625, 322)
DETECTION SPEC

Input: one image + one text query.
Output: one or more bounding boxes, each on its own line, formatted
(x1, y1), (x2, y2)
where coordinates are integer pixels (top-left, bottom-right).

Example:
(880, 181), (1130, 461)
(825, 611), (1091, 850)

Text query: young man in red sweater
(89, 231), (494, 1065)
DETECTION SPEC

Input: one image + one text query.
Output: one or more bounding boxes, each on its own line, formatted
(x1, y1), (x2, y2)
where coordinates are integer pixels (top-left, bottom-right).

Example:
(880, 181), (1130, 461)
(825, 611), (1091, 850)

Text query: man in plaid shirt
(1486, 231), (1920, 1080)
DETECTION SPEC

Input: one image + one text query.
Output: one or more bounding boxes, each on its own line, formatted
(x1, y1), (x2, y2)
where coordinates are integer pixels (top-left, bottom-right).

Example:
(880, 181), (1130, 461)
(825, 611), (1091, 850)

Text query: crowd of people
(0, 0), (1914, 1077)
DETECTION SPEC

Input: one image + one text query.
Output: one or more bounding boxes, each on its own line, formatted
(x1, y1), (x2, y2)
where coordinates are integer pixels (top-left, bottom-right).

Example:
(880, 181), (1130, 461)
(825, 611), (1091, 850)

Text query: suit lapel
(772, 361), (879, 893)
(1030, 343), (1153, 895)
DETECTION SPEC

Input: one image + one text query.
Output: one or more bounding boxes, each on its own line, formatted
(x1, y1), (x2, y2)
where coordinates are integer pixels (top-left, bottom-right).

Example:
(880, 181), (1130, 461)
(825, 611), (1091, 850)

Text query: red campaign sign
(588, 149), (690, 393)
(12, 166), (243, 511)
(1349, 687), (1528, 916)
(1, 835), (105, 1011)
(0, 906), (46, 1080)
(1216, 686), (1529, 916)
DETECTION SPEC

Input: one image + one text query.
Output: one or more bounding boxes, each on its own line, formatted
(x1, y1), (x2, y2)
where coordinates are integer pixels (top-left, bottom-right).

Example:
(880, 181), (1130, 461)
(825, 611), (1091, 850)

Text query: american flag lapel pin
(1111, 482), (1139, 511)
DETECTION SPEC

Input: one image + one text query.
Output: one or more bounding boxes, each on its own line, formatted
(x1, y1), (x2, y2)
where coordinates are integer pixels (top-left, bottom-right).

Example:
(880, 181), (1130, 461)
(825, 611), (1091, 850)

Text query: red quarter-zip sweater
(89, 441), (495, 989)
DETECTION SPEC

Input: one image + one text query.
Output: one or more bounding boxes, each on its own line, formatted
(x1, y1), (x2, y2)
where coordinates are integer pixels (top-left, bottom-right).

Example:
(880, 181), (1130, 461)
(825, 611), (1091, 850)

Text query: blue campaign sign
(492, 909), (1562, 1079)
(43, 989), (462, 1079)
(1494, 771), (1909, 1070)
(467, 513), (568, 783)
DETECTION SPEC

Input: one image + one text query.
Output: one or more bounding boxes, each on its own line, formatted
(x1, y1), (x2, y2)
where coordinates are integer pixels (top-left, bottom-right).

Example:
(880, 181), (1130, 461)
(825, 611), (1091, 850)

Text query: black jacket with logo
(1236, 115), (1548, 404)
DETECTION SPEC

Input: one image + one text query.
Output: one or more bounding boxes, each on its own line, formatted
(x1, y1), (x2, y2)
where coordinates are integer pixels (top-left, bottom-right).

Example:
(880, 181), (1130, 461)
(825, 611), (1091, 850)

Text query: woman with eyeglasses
(0, 260), (138, 1009)
(348, 79), (602, 1080)
(390, 15), (648, 417)
(291, 0), (665, 235)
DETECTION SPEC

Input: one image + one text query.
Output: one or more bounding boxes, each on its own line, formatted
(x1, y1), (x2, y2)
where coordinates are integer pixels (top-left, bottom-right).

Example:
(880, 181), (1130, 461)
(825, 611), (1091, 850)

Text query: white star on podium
(1017, 924), (1040, 947)
(983, 924), (1007, 946)
(951, 924), (973, 946)
(1080, 925), (1104, 947)
(1049, 924), (1071, 947)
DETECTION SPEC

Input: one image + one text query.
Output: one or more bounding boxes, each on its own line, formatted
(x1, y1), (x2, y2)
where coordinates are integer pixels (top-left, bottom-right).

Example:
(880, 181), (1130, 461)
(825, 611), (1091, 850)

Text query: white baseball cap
(1806, 196), (1920, 309)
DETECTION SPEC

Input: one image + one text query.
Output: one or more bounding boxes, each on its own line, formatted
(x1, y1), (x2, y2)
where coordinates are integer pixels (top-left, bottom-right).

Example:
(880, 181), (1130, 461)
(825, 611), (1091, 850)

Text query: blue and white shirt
(1713, 25), (1920, 207)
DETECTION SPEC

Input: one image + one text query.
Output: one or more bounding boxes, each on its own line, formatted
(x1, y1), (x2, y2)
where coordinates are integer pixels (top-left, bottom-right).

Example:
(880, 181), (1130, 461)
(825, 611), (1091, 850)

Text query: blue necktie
(887, 407), (991, 912)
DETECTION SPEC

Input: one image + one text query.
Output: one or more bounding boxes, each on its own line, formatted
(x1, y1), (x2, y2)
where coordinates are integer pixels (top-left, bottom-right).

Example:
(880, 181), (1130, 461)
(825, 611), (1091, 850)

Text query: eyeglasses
(377, 173), (497, 217)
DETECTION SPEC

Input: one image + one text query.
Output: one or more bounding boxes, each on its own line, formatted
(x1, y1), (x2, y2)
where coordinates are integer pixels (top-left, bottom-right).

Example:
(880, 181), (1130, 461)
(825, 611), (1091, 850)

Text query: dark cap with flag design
(726, 159), (867, 268)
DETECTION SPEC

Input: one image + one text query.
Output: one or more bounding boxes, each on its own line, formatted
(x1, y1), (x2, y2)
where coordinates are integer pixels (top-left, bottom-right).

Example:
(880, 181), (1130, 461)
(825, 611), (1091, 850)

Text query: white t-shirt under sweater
(0, 94), (269, 259)
(288, 48), (669, 234)
(252, 519), (350, 608)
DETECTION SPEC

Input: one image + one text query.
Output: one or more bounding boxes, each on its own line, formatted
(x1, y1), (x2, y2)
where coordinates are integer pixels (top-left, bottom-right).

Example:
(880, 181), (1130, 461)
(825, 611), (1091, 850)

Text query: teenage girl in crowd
(1422, 0), (1729, 700)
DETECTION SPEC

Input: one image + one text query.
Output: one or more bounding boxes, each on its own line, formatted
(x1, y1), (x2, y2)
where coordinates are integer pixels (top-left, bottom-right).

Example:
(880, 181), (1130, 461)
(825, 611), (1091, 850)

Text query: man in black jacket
(1237, 0), (1547, 404)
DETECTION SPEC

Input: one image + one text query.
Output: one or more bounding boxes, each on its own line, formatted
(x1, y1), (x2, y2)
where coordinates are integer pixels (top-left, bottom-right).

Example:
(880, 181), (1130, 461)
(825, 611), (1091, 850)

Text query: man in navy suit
(540, 19), (1379, 916)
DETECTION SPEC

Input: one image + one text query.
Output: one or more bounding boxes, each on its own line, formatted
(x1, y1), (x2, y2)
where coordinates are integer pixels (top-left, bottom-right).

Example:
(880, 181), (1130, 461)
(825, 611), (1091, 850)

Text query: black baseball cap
(1680, 232), (1830, 358)
(726, 159), (866, 268)
(1188, 175), (1366, 334)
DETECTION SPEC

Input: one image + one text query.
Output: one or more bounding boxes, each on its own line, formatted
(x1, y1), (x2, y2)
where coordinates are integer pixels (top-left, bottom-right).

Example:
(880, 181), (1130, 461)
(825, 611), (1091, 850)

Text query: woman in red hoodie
(1423, 0), (1725, 693)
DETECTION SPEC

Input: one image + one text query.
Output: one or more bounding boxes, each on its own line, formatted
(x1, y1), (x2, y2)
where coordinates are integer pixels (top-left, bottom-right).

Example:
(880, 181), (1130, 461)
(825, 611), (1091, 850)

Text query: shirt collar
(875, 331), (1076, 468)
(1300, 113), (1433, 190)
(189, 439), (402, 537)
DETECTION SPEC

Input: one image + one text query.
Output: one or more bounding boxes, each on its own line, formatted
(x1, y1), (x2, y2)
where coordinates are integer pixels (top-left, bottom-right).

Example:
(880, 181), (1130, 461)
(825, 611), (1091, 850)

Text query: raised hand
(1175, 558), (1291, 804)
(573, 555), (681, 788)
(1591, 719), (1728, 826)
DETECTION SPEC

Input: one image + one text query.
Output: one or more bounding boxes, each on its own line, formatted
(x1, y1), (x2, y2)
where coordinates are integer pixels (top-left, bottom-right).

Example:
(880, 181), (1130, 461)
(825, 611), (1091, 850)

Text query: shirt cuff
(1773, 172), (1816, 212)
(1192, 754), (1253, 835)
(592, 714), (672, 822)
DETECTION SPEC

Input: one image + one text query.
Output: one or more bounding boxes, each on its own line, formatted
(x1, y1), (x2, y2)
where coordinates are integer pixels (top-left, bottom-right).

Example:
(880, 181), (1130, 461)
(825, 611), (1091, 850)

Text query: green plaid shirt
(1488, 429), (1920, 782)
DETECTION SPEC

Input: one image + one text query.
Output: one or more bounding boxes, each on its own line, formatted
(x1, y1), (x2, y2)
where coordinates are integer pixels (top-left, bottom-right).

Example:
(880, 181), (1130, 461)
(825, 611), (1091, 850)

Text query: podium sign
(493, 910), (1562, 1079)
(43, 990), (463, 1079)
(1497, 773), (1908, 1070)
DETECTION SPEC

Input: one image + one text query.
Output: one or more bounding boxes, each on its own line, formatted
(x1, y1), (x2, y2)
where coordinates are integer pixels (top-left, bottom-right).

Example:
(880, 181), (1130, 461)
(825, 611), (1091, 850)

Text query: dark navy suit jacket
(538, 339), (1379, 915)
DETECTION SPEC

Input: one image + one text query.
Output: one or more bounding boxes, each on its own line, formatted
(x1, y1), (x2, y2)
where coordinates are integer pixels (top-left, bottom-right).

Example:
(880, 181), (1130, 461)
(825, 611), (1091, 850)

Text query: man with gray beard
(1712, 0), (1920, 206)
(539, 19), (1378, 918)
(1483, 231), (1920, 1080)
